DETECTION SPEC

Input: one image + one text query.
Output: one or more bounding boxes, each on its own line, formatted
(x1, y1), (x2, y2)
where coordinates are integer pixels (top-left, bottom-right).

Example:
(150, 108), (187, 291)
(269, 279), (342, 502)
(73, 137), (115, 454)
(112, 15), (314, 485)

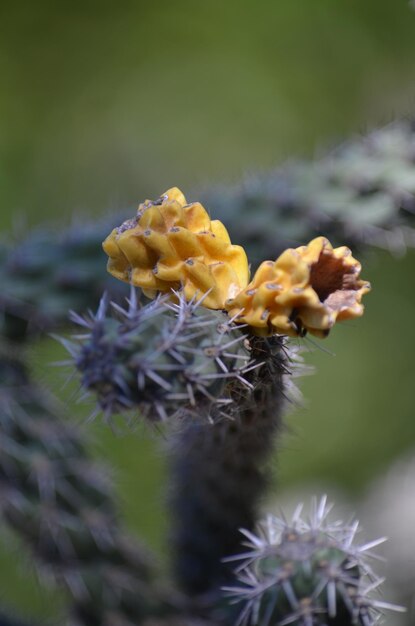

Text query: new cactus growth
(224, 497), (403, 626)
(69, 290), (254, 423)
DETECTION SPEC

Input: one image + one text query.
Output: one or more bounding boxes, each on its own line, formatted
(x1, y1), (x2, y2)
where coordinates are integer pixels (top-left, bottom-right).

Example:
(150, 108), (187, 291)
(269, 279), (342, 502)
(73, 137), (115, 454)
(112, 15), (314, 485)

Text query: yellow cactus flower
(225, 236), (371, 337)
(102, 188), (249, 309)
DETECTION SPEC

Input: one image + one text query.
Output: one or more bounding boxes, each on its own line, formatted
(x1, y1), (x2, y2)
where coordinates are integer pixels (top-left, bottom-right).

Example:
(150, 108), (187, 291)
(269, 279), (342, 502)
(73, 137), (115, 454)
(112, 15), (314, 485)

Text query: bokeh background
(1, 1), (415, 624)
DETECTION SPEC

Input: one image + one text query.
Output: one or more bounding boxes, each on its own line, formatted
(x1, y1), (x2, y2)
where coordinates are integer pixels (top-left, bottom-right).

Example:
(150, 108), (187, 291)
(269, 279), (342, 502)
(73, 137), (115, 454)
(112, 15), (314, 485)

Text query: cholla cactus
(226, 237), (370, 338)
(169, 333), (298, 597)
(201, 120), (415, 264)
(4, 121), (414, 625)
(224, 497), (404, 626)
(0, 348), (179, 626)
(68, 290), (254, 423)
(103, 187), (249, 309)
(66, 284), (308, 598)
(0, 219), (128, 340)
(71, 185), (371, 604)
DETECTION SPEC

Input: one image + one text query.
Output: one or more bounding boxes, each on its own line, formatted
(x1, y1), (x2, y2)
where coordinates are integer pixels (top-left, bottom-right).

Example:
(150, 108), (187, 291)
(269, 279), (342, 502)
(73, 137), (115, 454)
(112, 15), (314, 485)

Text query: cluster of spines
(67, 290), (255, 424)
(224, 497), (404, 626)
(0, 350), (179, 626)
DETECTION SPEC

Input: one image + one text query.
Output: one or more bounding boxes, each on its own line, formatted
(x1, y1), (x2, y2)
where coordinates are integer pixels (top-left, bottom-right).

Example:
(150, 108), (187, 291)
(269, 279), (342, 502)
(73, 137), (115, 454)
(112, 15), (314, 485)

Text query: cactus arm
(0, 346), (179, 626)
(224, 497), (404, 626)
(67, 296), (304, 605)
(0, 219), (129, 340)
(200, 120), (415, 265)
(68, 291), (253, 424)
(169, 335), (290, 600)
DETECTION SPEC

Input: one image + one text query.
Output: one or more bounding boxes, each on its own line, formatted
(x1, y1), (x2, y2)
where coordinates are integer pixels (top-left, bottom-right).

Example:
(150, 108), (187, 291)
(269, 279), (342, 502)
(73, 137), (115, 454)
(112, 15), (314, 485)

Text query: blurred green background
(1, 1), (415, 623)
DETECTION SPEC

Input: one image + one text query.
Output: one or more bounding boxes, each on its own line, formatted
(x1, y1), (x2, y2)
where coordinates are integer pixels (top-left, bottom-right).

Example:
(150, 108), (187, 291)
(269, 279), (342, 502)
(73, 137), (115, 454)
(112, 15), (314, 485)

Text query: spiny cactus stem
(0, 351), (183, 626)
(224, 497), (405, 626)
(69, 292), (254, 424)
(169, 333), (290, 601)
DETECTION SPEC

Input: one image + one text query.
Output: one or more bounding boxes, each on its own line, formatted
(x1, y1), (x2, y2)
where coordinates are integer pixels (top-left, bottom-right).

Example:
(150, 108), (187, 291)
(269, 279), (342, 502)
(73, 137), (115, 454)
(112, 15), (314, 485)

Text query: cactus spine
(224, 497), (404, 626)
(169, 334), (294, 600)
(69, 291), (254, 424)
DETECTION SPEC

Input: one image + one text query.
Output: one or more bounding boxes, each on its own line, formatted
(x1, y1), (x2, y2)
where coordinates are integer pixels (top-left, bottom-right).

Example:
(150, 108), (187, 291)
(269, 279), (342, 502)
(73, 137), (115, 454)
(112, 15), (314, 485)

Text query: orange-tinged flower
(225, 236), (371, 337)
(102, 188), (249, 309)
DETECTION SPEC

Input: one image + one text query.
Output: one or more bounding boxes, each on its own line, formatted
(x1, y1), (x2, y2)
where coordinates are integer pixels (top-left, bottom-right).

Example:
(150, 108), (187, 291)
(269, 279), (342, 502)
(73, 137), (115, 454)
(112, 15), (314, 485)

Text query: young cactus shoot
(224, 497), (404, 626)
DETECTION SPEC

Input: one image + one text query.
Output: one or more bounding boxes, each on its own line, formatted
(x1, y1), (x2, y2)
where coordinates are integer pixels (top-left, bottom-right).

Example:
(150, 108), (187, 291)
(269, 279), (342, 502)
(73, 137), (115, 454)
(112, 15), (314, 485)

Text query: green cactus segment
(0, 350), (172, 626)
(0, 218), (128, 340)
(69, 291), (253, 423)
(170, 335), (306, 598)
(201, 121), (415, 265)
(224, 497), (404, 626)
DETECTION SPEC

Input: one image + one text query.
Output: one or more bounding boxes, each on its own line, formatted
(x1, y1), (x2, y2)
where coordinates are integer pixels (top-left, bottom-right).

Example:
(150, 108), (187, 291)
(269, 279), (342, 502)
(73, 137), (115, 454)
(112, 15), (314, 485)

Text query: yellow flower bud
(102, 188), (249, 309)
(226, 236), (371, 338)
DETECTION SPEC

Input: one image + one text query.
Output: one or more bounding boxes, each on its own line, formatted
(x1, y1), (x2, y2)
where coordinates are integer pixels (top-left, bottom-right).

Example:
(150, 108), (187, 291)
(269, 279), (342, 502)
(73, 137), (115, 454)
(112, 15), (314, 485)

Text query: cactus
(0, 219), (128, 340)
(68, 290), (254, 423)
(224, 497), (404, 626)
(69, 185), (370, 609)
(0, 345), (180, 626)
(201, 120), (415, 265)
(66, 289), (308, 601)
(2, 121), (413, 625)
(169, 334), (303, 599)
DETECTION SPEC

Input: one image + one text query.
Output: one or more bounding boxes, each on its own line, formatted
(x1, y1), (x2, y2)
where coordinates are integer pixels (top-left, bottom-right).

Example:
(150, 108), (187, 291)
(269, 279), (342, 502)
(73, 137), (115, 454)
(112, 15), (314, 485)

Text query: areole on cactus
(224, 497), (404, 626)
